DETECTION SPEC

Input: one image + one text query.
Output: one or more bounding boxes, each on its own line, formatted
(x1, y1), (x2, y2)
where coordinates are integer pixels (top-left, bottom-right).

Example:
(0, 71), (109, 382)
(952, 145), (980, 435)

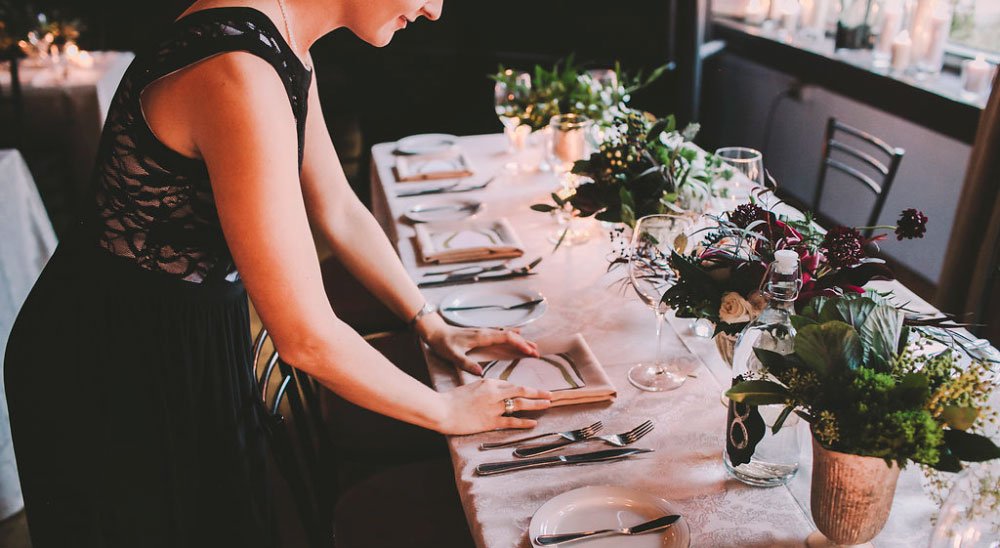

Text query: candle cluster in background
(720, 0), (997, 102)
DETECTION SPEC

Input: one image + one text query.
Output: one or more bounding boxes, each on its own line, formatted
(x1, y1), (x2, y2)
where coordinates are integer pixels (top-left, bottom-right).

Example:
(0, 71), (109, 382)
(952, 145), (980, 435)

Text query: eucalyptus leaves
(727, 293), (1000, 472)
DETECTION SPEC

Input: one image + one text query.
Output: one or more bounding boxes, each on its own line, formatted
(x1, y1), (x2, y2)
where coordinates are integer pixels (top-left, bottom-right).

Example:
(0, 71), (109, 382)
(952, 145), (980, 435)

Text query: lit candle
(891, 30), (912, 73)
(74, 50), (94, 69)
(962, 55), (993, 98)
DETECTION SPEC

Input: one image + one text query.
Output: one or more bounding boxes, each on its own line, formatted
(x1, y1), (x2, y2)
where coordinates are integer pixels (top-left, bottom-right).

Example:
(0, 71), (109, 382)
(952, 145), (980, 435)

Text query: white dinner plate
(529, 486), (691, 548)
(439, 287), (546, 329)
(395, 133), (459, 156)
(403, 199), (482, 223)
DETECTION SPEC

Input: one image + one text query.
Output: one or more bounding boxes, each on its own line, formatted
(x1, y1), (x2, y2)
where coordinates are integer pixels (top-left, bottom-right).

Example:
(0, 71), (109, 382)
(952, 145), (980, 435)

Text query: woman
(4, 0), (552, 545)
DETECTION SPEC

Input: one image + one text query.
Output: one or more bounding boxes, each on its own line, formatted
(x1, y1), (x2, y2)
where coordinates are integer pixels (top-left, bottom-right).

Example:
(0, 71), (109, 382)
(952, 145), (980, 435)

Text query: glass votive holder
(549, 114), (594, 175)
(961, 56), (995, 102)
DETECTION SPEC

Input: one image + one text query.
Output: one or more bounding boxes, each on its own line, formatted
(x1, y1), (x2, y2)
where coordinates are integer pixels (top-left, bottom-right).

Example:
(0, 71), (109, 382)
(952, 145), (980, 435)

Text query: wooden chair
(812, 117), (905, 236)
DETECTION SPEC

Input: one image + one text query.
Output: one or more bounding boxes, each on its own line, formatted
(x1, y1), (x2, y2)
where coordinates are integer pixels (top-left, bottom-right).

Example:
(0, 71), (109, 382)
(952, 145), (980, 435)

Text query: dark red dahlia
(822, 226), (865, 269)
(728, 203), (767, 229)
(895, 209), (928, 240)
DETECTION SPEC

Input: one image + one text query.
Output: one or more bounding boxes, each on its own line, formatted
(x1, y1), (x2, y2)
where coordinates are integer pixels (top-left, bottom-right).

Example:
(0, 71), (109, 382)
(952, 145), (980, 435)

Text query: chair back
(813, 117), (905, 236)
(252, 328), (337, 548)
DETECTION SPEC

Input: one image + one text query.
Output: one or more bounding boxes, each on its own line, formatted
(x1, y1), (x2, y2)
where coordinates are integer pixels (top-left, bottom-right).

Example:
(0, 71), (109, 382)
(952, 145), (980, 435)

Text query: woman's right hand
(436, 379), (552, 435)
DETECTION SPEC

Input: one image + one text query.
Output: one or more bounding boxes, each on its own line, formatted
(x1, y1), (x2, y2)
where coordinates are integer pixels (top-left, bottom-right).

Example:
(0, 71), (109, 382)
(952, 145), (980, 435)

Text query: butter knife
(475, 447), (653, 476)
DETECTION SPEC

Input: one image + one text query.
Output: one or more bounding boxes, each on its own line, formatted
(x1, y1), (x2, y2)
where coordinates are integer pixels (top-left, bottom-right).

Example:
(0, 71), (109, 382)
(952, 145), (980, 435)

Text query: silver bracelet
(409, 302), (436, 329)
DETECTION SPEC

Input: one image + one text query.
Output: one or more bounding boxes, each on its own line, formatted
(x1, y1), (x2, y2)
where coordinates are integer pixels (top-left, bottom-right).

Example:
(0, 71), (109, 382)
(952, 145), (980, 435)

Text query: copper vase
(809, 436), (900, 546)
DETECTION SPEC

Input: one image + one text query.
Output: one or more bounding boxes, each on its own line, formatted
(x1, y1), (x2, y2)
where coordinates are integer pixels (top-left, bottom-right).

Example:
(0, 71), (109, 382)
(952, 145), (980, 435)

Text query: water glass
(628, 214), (693, 392)
(494, 70), (531, 154)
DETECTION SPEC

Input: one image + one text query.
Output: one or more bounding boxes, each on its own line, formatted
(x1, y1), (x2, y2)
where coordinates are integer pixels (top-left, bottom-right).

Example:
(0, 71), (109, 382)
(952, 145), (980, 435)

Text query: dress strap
(136, 6), (312, 165)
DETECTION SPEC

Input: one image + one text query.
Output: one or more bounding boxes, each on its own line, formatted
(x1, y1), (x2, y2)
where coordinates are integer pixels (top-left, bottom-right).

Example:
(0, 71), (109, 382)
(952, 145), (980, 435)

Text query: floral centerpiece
(531, 110), (730, 227)
(490, 55), (668, 132)
(662, 202), (929, 344)
(726, 293), (999, 545)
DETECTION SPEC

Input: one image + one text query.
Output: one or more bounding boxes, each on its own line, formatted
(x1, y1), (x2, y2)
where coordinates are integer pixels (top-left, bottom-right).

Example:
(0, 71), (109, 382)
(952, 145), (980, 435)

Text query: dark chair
(252, 329), (471, 548)
(0, 54), (25, 149)
(812, 117), (905, 236)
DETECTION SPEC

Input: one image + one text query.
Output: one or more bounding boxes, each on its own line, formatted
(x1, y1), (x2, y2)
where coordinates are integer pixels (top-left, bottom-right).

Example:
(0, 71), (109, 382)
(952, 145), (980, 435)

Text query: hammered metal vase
(715, 332), (738, 366)
(809, 436), (901, 546)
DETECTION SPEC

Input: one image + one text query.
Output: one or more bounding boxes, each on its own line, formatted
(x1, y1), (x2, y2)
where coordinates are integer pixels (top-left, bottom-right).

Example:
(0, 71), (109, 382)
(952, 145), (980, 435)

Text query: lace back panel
(92, 7), (311, 283)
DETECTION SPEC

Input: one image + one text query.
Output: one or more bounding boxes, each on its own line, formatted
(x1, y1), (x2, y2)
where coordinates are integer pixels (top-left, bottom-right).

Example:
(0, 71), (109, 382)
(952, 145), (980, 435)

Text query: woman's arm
(175, 52), (549, 434)
(297, 64), (537, 373)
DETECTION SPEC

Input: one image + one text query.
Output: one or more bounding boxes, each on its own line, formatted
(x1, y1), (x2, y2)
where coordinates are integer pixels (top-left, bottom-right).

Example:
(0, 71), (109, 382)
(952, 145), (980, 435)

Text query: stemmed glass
(627, 214), (692, 392)
(928, 460), (1000, 548)
(714, 147), (764, 210)
(494, 70), (531, 155)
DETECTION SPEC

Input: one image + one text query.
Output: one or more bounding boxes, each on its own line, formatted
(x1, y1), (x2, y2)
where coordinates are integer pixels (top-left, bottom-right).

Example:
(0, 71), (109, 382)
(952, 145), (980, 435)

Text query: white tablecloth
(0, 51), (134, 198)
(370, 134), (957, 547)
(0, 149), (57, 520)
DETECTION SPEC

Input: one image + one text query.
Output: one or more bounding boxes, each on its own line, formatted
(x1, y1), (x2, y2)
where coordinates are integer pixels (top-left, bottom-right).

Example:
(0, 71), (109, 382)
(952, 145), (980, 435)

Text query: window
(949, 0), (999, 56)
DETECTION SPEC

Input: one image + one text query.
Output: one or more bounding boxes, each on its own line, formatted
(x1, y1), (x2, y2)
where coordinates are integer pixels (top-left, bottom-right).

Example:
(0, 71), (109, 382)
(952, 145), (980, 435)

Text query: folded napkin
(462, 334), (617, 407)
(415, 218), (524, 264)
(394, 149), (475, 182)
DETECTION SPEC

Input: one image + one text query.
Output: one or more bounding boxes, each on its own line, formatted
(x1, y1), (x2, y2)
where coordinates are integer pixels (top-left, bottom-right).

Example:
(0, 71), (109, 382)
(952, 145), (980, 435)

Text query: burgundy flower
(728, 203), (768, 229)
(822, 226), (865, 269)
(895, 209), (928, 240)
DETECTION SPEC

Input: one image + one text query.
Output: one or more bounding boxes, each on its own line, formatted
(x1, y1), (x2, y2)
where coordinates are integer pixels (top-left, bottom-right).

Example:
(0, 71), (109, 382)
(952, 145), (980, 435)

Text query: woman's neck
(178, 0), (345, 62)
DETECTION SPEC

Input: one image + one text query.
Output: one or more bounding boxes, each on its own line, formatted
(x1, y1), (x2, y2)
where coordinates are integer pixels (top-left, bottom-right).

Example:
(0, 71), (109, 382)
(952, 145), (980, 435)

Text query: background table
(0, 149), (57, 521)
(370, 134), (972, 547)
(0, 51), (134, 206)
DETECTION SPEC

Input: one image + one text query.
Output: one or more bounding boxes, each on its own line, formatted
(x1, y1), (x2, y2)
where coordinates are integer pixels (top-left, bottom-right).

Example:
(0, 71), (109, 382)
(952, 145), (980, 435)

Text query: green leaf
(893, 372), (930, 406)
(791, 315), (819, 332)
(772, 405), (795, 435)
(943, 429), (1000, 462)
(646, 118), (672, 144)
(530, 204), (558, 213)
(929, 451), (963, 473)
(551, 192), (566, 207)
(794, 321), (863, 374)
(753, 348), (796, 375)
(941, 406), (980, 431)
(725, 380), (789, 406)
(859, 305), (904, 372)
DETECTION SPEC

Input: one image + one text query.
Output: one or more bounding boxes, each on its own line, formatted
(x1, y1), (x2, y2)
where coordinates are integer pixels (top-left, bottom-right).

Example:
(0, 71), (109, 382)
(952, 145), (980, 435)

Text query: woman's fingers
(503, 383), (552, 401)
(508, 397), (552, 412)
(475, 329), (539, 357)
(497, 416), (537, 429)
(454, 352), (484, 375)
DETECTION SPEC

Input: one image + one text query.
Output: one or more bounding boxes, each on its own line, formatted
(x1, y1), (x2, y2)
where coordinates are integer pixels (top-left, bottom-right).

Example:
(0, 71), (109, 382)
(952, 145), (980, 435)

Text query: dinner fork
(396, 182), (460, 198)
(479, 421), (603, 450)
(425, 260), (510, 277)
(442, 298), (545, 312)
(513, 420), (654, 457)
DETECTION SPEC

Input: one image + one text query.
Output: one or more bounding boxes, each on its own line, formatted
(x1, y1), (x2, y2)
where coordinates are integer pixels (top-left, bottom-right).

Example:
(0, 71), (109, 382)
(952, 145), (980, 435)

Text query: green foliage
(730, 294), (1000, 471)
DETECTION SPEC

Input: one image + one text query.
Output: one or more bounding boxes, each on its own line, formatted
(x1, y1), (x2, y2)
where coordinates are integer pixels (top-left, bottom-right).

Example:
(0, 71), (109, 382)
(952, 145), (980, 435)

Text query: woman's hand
(436, 379), (552, 435)
(416, 313), (539, 375)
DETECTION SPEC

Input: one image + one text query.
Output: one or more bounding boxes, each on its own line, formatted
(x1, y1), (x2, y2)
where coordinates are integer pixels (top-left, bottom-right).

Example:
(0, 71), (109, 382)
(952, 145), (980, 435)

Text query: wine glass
(494, 70), (531, 154)
(715, 147), (764, 209)
(627, 214), (692, 392)
(928, 460), (1000, 547)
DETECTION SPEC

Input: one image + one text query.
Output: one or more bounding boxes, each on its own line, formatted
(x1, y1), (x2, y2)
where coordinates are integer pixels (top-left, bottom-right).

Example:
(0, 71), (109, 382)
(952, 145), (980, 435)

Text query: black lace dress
(4, 8), (310, 547)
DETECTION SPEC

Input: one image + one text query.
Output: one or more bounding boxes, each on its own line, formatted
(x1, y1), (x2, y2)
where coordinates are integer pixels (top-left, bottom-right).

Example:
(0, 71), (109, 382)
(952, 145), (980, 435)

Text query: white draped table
(0, 51), (134, 198)
(370, 134), (952, 547)
(0, 149), (57, 521)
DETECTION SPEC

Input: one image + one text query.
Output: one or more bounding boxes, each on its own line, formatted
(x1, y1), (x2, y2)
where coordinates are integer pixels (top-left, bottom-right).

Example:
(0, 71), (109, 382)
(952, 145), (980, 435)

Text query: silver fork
(480, 421), (603, 450)
(442, 298), (545, 312)
(513, 420), (654, 458)
(425, 260), (510, 277)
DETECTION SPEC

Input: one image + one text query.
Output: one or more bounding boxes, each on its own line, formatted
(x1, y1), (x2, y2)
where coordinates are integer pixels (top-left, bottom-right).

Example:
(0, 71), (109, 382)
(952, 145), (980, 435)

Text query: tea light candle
(962, 55), (993, 98)
(891, 31), (912, 73)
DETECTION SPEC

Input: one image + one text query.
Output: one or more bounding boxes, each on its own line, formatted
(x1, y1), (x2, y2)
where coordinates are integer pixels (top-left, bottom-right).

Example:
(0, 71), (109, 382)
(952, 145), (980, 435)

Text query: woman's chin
(359, 26), (399, 48)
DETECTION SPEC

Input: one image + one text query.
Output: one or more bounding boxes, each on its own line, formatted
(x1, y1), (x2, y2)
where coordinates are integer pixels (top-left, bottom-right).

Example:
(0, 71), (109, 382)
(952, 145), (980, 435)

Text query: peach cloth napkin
(394, 149), (475, 181)
(415, 218), (525, 264)
(462, 334), (616, 407)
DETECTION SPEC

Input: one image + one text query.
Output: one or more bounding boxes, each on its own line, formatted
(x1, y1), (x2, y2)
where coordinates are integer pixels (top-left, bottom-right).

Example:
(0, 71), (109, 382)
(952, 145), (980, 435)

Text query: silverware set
(417, 257), (542, 288)
(396, 176), (496, 198)
(534, 514), (681, 545)
(475, 420), (655, 476)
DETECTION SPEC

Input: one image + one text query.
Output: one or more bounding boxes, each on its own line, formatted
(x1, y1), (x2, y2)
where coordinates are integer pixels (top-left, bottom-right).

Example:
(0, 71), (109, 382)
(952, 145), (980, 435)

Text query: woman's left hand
(416, 314), (539, 375)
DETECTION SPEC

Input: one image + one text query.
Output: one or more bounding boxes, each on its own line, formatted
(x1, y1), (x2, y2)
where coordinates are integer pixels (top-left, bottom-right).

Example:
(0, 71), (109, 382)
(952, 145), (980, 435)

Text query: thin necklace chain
(275, 0), (308, 67)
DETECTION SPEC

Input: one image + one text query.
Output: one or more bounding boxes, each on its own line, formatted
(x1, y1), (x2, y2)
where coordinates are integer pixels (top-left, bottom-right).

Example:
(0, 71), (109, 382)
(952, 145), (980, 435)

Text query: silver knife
(534, 514), (681, 545)
(475, 447), (653, 476)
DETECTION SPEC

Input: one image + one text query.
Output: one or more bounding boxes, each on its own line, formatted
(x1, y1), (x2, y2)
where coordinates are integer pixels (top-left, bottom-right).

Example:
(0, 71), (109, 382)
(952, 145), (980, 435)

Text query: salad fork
(480, 421), (603, 450)
(513, 420), (654, 457)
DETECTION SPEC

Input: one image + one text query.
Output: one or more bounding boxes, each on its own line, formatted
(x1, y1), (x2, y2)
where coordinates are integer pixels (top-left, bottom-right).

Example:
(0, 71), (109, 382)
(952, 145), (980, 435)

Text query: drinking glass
(715, 147), (764, 209)
(928, 460), (1000, 548)
(494, 70), (531, 154)
(628, 214), (692, 392)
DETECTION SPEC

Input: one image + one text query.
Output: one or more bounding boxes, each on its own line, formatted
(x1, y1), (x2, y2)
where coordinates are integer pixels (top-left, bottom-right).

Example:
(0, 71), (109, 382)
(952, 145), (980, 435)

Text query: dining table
(0, 51), (134, 201)
(369, 133), (985, 547)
